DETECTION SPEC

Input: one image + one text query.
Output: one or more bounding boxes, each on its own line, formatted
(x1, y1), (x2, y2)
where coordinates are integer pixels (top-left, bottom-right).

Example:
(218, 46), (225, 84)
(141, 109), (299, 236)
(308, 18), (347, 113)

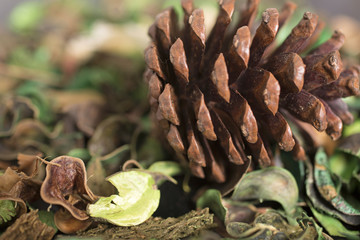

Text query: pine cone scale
(303, 51), (343, 91)
(235, 68), (280, 115)
(202, 0), (234, 72)
(188, 85), (217, 141)
(226, 26), (251, 82)
(260, 112), (295, 151)
(248, 8), (279, 67)
(263, 52), (305, 94)
(170, 38), (190, 85)
(273, 12), (318, 56)
(282, 91), (327, 131)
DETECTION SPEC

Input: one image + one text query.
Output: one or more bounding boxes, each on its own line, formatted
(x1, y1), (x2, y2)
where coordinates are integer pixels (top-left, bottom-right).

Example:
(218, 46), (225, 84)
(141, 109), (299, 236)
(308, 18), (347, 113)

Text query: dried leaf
(305, 158), (360, 225)
(314, 148), (360, 216)
(231, 167), (299, 215)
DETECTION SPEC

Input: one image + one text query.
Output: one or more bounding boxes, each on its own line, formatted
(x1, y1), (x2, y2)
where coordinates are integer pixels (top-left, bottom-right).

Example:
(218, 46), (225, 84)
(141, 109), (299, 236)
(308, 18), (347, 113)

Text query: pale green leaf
(88, 171), (160, 226)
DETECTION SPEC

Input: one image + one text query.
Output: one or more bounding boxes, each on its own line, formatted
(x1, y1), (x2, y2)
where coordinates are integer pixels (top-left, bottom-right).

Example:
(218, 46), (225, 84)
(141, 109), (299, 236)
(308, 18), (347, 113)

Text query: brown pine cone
(144, 0), (360, 184)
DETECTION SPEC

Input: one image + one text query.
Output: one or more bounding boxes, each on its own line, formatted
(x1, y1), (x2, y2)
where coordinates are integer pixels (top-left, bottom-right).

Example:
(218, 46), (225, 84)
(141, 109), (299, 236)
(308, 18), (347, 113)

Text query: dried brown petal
(40, 156), (96, 220)
(88, 116), (136, 157)
(62, 101), (105, 136)
(0, 167), (41, 203)
(0, 168), (21, 193)
(0, 97), (36, 136)
(17, 153), (42, 177)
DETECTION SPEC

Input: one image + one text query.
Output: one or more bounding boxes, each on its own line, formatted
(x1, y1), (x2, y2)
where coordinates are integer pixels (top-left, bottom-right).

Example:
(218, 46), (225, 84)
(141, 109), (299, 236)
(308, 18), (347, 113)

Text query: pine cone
(144, 0), (360, 184)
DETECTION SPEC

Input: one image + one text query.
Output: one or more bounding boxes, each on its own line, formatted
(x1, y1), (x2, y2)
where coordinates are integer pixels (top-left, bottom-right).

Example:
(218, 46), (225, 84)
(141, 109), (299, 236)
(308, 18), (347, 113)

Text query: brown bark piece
(0, 210), (56, 240)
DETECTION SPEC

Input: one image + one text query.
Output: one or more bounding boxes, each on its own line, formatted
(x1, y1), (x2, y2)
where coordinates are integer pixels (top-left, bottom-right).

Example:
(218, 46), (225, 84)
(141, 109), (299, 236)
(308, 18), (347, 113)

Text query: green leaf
(16, 83), (54, 125)
(310, 206), (360, 239)
(231, 167), (299, 215)
(0, 200), (17, 225)
(343, 119), (360, 137)
(196, 189), (227, 222)
(38, 210), (58, 232)
(67, 148), (91, 163)
(148, 161), (183, 178)
(88, 171), (160, 226)
(9, 1), (44, 32)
